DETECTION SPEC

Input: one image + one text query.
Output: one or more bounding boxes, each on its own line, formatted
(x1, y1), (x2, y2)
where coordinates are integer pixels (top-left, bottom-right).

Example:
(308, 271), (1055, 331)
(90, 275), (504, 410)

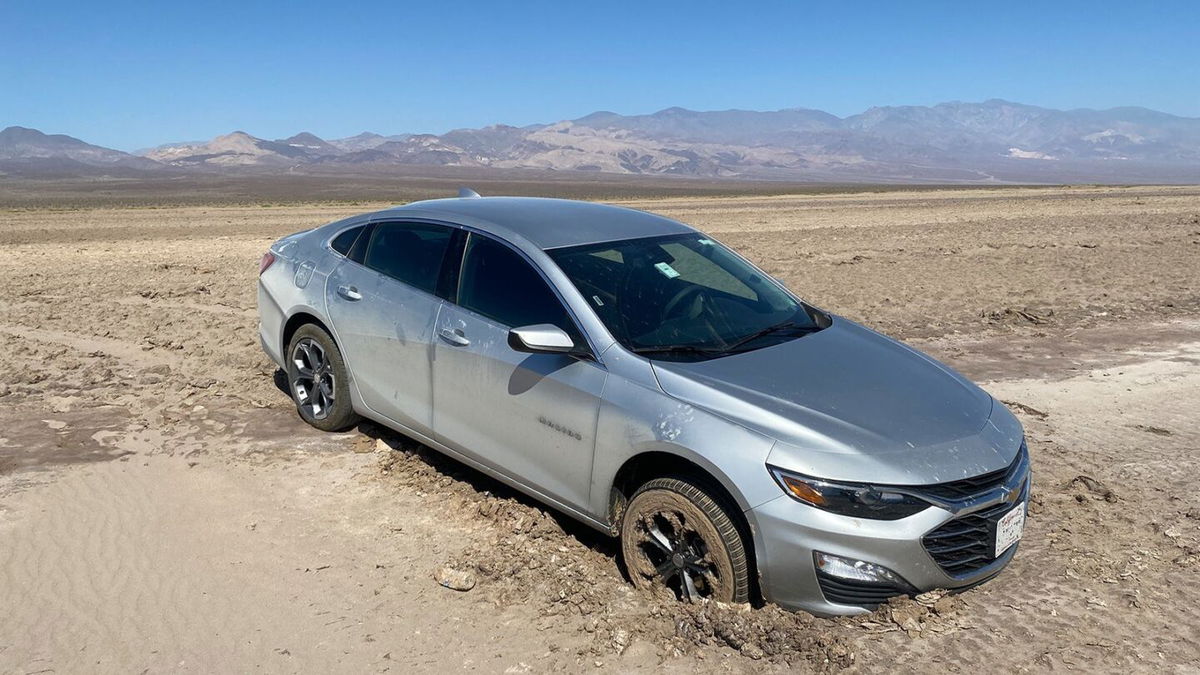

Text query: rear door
(326, 220), (461, 435)
(432, 233), (607, 512)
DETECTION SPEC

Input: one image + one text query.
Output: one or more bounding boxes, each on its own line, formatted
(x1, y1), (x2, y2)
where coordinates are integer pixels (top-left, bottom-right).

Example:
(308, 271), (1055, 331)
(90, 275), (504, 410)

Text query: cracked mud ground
(1, 185), (1198, 672)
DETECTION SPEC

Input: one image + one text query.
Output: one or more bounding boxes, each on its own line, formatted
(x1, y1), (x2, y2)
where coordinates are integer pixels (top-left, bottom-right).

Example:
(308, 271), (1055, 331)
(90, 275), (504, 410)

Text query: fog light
(814, 551), (911, 588)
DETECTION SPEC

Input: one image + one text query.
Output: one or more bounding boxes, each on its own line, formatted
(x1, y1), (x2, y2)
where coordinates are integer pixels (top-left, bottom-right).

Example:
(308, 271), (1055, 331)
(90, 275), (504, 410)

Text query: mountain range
(4, 100), (1199, 183)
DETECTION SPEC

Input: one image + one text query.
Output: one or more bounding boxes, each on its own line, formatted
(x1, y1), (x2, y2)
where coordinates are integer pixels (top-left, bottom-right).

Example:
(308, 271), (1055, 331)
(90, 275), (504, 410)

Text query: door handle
(337, 285), (362, 301)
(439, 328), (470, 347)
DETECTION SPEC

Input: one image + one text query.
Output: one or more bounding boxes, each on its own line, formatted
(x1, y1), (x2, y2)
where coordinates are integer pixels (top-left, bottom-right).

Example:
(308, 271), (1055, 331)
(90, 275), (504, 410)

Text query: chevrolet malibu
(256, 191), (1029, 615)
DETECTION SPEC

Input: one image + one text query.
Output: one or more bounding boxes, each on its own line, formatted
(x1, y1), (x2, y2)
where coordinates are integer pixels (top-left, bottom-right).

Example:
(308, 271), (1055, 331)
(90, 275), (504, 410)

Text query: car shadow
(272, 368), (290, 396)
(507, 353), (575, 396)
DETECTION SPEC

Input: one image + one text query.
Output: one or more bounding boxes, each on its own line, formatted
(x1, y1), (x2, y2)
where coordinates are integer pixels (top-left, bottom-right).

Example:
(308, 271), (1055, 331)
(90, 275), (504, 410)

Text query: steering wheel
(662, 285), (707, 320)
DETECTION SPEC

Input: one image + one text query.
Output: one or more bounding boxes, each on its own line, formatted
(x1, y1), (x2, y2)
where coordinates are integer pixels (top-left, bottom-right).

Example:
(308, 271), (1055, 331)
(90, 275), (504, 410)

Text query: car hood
(650, 318), (1023, 485)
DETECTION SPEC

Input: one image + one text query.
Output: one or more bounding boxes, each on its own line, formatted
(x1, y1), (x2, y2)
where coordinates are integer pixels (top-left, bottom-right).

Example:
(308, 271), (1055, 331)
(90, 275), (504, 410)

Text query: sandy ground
(1, 185), (1198, 672)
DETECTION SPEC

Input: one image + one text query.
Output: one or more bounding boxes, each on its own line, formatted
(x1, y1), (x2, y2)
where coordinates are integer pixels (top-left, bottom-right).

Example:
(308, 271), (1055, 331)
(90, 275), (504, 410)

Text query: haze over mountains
(4, 100), (1198, 183)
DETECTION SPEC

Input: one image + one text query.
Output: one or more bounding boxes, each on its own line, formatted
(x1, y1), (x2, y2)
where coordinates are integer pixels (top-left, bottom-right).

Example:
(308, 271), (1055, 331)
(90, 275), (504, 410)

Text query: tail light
(259, 251), (277, 275)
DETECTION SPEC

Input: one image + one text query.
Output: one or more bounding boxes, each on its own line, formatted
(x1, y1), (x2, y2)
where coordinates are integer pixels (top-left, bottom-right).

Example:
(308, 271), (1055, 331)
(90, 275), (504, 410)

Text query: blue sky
(3, 0), (1197, 150)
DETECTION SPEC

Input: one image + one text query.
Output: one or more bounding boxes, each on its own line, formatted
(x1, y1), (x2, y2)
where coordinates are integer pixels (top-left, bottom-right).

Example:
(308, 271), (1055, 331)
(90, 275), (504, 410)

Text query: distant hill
(5, 100), (1199, 182)
(327, 132), (412, 152)
(0, 126), (162, 175)
(141, 131), (318, 166)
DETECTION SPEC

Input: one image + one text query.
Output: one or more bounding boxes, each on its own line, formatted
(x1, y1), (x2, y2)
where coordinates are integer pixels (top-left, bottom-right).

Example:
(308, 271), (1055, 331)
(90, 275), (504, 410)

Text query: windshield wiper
(628, 344), (729, 358)
(724, 320), (815, 352)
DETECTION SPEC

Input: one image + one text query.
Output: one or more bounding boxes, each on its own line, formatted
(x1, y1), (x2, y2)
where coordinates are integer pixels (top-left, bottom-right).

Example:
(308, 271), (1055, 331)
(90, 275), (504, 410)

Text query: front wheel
(286, 324), (359, 432)
(620, 476), (751, 604)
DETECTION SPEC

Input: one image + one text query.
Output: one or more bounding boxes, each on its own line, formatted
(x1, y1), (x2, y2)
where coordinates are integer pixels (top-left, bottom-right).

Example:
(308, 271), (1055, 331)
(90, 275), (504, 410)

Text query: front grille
(922, 482), (1027, 576)
(919, 443), (1026, 501)
(817, 573), (910, 608)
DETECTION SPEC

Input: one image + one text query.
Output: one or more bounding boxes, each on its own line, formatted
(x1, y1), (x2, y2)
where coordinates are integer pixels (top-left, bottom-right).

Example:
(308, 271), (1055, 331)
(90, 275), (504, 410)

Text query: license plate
(994, 503), (1025, 557)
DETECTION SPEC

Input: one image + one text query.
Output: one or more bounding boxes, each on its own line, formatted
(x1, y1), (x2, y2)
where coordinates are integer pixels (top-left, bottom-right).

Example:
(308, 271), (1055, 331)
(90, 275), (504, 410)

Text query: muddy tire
(620, 476), (750, 604)
(285, 324), (359, 432)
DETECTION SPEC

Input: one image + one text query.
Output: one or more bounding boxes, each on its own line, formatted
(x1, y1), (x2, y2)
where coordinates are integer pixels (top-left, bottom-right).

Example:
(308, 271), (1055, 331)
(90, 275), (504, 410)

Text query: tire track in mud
(0, 324), (183, 370)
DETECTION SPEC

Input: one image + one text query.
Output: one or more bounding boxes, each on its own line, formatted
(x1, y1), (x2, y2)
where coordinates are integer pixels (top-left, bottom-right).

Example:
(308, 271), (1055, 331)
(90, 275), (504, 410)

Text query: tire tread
(286, 323), (360, 432)
(628, 475), (751, 604)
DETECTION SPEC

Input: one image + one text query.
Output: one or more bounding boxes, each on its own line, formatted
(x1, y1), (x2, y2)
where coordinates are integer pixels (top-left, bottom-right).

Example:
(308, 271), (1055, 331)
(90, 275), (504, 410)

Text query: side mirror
(508, 324), (575, 354)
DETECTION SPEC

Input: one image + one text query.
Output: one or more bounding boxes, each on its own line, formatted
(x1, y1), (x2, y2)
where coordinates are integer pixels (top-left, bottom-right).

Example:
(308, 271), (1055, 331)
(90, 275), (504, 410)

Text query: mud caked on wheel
(620, 476), (750, 604)
(286, 324), (359, 432)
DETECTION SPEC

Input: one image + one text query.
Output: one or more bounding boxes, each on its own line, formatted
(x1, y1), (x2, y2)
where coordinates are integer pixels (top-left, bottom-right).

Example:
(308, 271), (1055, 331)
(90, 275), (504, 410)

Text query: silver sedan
(256, 191), (1029, 615)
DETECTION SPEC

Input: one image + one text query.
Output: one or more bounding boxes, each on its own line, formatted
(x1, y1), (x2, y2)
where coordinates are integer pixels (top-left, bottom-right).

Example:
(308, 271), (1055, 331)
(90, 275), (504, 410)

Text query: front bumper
(750, 473), (1029, 616)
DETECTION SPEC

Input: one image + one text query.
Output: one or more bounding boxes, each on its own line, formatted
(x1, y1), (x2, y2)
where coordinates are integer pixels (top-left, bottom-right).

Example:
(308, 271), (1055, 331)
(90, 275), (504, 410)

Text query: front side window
(549, 234), (822, 361)
(363, 222), (454, 294)
(458, 234), (576, 334)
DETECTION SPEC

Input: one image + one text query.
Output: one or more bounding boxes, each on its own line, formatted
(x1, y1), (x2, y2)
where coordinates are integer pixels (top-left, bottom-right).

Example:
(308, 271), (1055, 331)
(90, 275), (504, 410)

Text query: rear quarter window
(330, 226), (364, 256)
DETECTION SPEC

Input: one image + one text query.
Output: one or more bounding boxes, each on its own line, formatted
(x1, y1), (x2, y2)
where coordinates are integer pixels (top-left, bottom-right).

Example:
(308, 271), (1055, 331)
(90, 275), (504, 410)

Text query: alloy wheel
(628, 505), (730, 602)
(291, 337), (335, 420)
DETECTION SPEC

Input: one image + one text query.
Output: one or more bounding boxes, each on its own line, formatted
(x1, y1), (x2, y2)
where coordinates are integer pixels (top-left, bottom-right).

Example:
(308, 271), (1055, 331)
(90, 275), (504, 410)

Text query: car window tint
(363, 222), (454, 294)
(659, 241), (757, 300)
(434, 229), (468, 302)
(458, 235), (574, 332)
(549, 233), (811, 358)
(348, 223), (374, 264)
(330, 226), (363, 256)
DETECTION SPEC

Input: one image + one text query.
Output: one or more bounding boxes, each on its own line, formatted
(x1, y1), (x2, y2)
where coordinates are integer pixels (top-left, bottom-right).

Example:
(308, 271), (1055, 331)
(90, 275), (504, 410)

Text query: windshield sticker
(654, 262), (681, 279)
(592, 295), (605, 306)
(698, 238), (714, 245)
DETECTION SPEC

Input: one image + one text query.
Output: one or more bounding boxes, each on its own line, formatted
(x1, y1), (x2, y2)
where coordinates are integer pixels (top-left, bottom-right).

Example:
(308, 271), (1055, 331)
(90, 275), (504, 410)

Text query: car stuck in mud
(257, 192), (1029, 615)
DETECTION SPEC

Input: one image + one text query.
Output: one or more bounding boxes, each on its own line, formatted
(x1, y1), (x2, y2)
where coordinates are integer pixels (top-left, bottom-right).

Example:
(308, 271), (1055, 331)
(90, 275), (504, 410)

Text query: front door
(432, 234), (606, 512)
(326, 221), (458, 435)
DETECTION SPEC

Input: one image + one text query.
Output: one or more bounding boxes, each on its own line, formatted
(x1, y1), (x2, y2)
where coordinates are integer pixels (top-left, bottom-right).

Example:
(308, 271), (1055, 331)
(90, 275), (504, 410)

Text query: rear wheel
(286, 324), (359, 432)
(620, 476), (750, 604)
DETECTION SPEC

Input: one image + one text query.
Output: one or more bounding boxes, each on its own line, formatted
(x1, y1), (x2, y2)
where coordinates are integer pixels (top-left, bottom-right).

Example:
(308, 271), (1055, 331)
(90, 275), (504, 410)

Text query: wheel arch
(281, 309), (335, 359)
(607, 448), (763, 601)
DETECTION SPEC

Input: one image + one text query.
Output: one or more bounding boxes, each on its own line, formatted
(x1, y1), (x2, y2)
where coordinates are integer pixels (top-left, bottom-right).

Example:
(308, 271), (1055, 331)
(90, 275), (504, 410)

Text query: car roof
(384, 196), (694, 250)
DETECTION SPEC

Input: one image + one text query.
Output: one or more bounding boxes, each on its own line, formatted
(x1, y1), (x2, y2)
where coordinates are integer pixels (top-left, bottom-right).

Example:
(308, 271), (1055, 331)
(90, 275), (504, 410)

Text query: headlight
(767, 466), (930, 520)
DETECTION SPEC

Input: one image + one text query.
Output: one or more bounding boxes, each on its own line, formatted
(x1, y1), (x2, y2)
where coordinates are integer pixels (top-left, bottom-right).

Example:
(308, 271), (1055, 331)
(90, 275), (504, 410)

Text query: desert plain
(0, 182), (1198, 672)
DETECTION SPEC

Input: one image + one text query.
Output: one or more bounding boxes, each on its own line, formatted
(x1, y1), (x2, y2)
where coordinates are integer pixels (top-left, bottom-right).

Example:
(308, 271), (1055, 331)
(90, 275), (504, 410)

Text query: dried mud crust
(2, 188), (1199, 671)
(370, 429), (982, 669)
(370, 349), (1200, 671)
(620, 477), (749, 604)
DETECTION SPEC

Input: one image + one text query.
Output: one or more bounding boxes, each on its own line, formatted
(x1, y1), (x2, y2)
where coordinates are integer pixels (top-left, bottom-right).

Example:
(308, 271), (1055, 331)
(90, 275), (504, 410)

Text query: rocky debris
(982, 307), (1052, 325)
(1002, 400), (1050, 419)
(834, 255), (869, 266)
(1161, 515), (1200, 562)
(435, 566), (476, 592)
(1069, 475), (1118, 503)
(1130, 424), (1172, 436)
(670, 601), (854, 669)
(849, 590), (968, 639)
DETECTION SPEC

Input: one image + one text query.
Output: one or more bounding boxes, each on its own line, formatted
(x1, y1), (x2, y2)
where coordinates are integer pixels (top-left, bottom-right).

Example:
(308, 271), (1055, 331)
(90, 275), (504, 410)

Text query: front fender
(590, 376), (780, 519)
(590, 375), (783, 597)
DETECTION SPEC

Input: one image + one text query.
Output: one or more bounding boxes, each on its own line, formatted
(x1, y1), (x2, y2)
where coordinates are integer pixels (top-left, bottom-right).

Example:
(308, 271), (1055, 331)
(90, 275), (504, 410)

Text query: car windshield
(548, 233), (823, 361)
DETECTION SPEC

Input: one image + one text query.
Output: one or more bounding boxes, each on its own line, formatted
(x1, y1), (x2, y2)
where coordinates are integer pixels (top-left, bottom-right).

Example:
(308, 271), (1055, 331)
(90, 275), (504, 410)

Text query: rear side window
(363, 222), (455, 294)
(458, 234), (575, 333)
(330, 226), (364, 256)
